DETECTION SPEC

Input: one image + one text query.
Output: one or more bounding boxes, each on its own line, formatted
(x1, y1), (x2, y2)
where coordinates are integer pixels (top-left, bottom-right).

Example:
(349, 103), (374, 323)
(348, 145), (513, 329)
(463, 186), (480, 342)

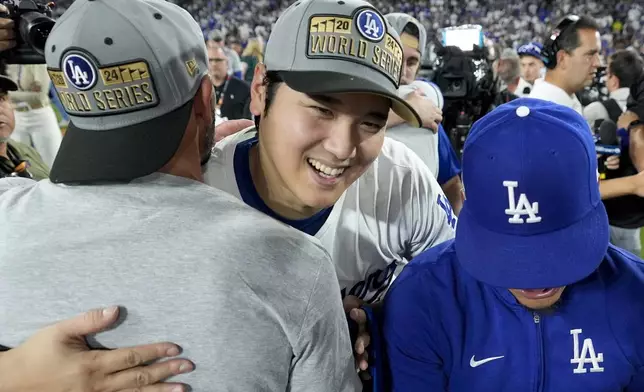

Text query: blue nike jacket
(383, 239), (644, 391)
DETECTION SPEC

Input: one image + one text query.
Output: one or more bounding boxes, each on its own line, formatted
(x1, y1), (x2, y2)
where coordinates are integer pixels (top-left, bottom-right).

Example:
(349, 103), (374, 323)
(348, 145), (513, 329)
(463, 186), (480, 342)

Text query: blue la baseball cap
(455, 98), (609, 290)
(517, 42), (543, 60)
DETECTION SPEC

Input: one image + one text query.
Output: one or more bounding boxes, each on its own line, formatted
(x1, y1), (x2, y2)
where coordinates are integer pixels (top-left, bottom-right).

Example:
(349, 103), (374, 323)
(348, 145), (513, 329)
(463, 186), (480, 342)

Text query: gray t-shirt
(0, 174), (361, 392)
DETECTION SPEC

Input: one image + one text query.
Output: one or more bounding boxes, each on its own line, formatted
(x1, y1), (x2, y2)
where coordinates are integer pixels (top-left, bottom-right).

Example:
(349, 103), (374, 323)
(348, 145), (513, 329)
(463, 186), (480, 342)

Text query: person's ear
(556, 49), (568, 69)
(249, 63), (268, 117)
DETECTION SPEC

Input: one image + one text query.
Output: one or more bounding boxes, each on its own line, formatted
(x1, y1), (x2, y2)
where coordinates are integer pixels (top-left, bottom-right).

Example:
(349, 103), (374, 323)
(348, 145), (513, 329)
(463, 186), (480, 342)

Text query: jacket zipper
(534, 313), (544, 392)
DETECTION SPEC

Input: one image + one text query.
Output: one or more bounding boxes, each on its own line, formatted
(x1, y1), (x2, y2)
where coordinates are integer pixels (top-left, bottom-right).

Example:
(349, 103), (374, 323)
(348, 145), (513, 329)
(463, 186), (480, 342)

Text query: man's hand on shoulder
(215, 119), (254, 143)
(0, 306), (194, 392)
(387, 90), (443, 132)
(343, 296), (370, 376)
(406, 90), (442, 133)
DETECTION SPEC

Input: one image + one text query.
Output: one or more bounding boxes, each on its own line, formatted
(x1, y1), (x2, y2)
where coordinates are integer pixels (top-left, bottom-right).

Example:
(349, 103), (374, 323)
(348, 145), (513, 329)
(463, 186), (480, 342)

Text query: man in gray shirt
(0, 1), (360, 391)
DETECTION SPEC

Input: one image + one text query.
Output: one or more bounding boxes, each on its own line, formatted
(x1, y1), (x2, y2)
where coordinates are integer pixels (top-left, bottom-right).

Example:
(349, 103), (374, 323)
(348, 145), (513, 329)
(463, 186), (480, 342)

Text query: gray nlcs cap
(45, 0), (208, 184)
(264, 0), (421, 127)
(385, 13), (427, 59)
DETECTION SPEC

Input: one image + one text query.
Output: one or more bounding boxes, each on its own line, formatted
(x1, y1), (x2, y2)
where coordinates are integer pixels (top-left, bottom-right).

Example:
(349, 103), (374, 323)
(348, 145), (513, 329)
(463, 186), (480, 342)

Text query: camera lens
(19, 11), (56, 55)
(29, 23), (53, 52)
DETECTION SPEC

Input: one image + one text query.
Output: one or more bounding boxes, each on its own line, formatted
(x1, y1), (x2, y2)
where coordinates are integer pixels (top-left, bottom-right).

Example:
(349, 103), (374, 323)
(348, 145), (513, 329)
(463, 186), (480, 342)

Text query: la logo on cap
(356, 9), (385, 41)
(504, 180), (541, 224)
(63, 53), (97, 91)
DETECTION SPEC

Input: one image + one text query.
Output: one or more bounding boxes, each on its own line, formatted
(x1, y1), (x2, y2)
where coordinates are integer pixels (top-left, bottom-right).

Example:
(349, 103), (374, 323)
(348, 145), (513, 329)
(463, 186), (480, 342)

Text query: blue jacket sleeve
(606, 247), (644, 390)
(436, 126), (462, 185)
(383, 271), (448, 391)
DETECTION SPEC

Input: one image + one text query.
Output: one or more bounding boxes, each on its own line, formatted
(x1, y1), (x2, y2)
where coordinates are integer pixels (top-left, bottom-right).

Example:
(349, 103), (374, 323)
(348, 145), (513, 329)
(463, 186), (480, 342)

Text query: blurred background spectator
(49, 0), (644, 82)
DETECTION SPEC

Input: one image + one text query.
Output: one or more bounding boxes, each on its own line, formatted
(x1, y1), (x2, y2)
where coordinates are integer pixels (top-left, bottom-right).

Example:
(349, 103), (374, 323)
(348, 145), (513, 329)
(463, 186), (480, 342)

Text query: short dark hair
(556, 16), (600, 53)
(402, 22), (420, 39)
(608, 49), (644, 89)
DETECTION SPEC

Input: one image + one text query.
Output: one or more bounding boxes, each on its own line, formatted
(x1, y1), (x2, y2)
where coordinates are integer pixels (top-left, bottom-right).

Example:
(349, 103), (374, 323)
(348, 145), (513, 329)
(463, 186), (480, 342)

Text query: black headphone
(541, 15), (580, 69)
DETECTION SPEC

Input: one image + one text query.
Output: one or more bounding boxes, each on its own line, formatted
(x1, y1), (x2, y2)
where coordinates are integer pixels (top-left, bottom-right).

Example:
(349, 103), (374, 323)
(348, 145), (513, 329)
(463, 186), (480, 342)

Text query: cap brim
(0, 76), (18, 92)
(279, 71), (421, 128)
(50, 99), (193, 184)
(455, 201), (609, 289)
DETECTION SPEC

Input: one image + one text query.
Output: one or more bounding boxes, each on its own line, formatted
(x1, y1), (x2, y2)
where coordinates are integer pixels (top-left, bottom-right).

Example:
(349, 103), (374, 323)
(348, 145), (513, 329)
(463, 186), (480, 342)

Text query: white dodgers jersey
(205, 128), (456, 303)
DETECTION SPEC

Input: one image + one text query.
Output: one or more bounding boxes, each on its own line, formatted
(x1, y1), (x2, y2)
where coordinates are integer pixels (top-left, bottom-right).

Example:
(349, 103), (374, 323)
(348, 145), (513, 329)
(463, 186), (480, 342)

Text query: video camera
(577, 65), (608, 106)
(0, 0), (55, 64)
(431, 25), (496, 157)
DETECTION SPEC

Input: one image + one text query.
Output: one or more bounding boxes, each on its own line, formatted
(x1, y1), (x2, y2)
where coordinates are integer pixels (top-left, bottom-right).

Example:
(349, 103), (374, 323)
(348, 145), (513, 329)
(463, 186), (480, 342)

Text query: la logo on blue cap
(63, 53), (97, 91)
(356, 9), (385, 41)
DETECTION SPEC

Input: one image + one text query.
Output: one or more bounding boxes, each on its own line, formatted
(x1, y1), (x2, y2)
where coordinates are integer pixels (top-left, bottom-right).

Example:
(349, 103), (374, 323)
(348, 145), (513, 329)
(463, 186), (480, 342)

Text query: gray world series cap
(264, 0), (421, 127)
(45, 0), (208, 184)
(384, 13), (427, 59)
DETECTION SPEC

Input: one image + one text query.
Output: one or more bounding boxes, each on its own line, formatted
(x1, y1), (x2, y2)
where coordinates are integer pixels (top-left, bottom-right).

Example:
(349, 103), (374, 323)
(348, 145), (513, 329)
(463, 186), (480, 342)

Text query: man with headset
(529, 15), (644, 202)
(529, 15), (600, 115)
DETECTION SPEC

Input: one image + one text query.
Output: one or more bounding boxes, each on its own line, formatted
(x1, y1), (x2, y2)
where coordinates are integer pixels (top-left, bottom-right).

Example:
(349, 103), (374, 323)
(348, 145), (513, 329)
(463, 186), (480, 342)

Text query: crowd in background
(155, 0), (643, 61)
(51, 1), (644, 63)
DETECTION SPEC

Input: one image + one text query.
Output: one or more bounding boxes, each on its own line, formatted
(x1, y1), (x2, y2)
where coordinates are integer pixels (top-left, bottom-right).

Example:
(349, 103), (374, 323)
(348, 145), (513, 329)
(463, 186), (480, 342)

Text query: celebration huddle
(0, 0), (643, 391)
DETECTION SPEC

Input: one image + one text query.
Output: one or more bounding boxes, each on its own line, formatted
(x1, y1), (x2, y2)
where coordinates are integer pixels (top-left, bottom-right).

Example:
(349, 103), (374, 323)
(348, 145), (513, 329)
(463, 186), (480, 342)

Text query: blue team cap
(455, 98), (609, 289)
(517, 42), (543, 59)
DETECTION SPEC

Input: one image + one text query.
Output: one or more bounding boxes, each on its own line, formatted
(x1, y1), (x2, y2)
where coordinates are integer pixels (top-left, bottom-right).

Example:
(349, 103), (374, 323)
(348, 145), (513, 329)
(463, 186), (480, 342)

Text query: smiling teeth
(307, 158), (345, 177)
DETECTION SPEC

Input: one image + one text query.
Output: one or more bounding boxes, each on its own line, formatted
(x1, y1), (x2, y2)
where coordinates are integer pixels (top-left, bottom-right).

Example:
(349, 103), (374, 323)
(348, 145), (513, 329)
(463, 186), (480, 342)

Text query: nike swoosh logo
(470, 355), (504, 367)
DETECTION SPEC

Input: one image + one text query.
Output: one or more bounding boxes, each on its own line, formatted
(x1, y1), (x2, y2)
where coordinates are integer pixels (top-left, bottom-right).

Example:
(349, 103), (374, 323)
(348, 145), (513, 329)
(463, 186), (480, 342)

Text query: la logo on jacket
(571, 329), (604, 373)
